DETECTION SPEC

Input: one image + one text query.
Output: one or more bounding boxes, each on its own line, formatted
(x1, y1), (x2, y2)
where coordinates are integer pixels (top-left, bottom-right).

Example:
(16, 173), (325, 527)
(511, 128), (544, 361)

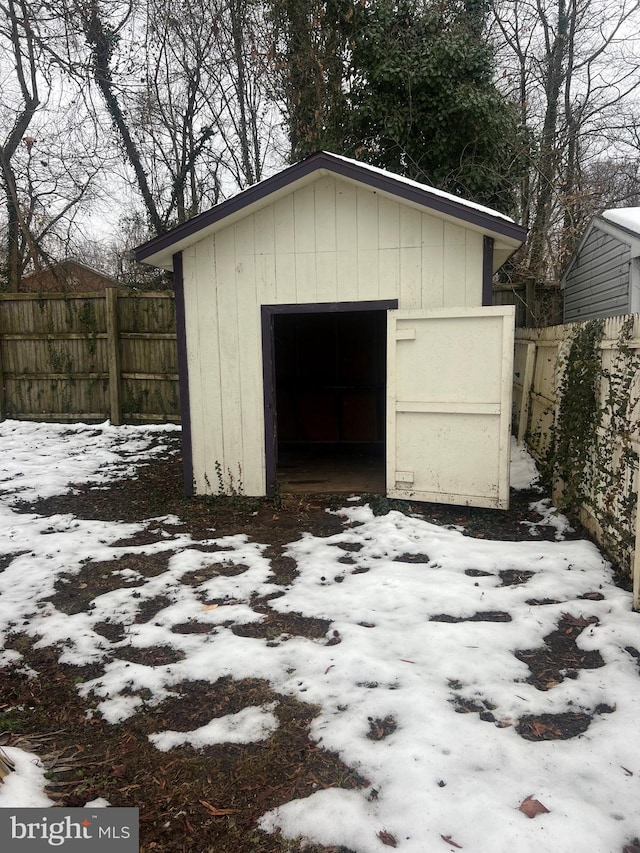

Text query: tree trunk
(84, 6), (165, 236)
(525, 0), (567, 325)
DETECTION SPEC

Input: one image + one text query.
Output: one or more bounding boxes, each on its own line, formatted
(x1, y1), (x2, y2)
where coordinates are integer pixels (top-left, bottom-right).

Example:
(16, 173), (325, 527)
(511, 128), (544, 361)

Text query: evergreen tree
(346, 0), (526, 214)
(268, 0), (353, 160)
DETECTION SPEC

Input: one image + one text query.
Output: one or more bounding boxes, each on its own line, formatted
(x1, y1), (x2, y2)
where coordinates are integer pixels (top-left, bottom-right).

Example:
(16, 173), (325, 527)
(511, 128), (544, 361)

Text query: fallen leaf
(199, 799), (240, 816)
(201, 604), (219, 611)
(440, 834), (463, 848)
(377, 828), (397, 847)
(525, 718), (562, 739)
(518, 795), (550, 818)
(561, 612), (598, 627)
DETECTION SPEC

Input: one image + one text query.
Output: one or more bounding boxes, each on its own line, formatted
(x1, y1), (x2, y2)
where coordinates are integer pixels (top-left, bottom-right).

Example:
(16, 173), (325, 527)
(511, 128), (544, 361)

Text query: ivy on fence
(536, 317), (640, 574)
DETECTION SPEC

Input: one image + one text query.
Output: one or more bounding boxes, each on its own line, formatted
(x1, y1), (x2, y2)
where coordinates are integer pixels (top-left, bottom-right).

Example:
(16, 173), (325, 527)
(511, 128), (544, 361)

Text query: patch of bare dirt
(515, 613), (604, 691)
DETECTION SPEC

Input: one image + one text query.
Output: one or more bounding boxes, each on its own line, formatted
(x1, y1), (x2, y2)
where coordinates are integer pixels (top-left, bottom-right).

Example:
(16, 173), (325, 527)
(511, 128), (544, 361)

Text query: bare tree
(69, 0), (279, 240)
(0, 0), (43, 288)
(0, 0), (108, 289)
(493, 0), (640, 323)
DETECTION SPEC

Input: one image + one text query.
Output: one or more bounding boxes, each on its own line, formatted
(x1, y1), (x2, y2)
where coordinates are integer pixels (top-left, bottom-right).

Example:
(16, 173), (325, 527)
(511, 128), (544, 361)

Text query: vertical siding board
(314, 176), (338, 302)
(254, 206), (274, 255)
(256, 252), (277, 305)
(295, 252), (318, 303)
(378, 196), (400, 249)
(294, 184), (317, 302)
(400, 206), (422, 248)
(421, 215), (445, 308)
(336, 251), (359, 302)
(254, 206), (277, 305)
(193, 238), (225, 493)
(275, 253), (297, 303)
(335, 182), (358, 252)
(274, 194), (295, 255)
(443, 222), (467, 307)
(400, 247), (422, 308)
(398, 206), (422, 307)
(274, 195), (296, 303)
(335, 182), (359, 300)
(379, 248), (400, 303)
(316, 250), (339, 303)
(293, 184), (316, 254)
(236, 257), (265, 494)
(356, 187), (379, 299)
(215, 229), (244, 490)
(314, 176), (337, 253)
(465, 232), (484, 306)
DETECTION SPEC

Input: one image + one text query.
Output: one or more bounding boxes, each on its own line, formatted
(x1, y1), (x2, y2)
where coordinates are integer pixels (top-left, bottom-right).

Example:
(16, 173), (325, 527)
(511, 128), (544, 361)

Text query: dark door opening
(270, 308), (387, 494)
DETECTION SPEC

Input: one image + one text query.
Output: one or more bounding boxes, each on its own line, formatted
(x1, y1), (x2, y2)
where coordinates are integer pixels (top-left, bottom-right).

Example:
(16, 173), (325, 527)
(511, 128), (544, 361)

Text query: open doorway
(264, 303), (393, 494)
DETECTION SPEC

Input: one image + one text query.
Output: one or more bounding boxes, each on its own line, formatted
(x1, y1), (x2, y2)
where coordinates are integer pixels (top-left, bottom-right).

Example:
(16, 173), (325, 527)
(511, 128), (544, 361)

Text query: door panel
(387, 307), (515, 509)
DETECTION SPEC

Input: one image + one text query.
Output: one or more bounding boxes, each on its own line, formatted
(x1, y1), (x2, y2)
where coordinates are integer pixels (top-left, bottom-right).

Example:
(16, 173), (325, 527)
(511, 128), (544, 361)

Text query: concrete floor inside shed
(276, 444), (385, 494)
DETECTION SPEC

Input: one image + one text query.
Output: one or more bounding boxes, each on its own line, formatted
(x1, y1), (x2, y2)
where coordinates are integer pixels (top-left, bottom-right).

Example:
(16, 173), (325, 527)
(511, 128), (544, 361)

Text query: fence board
(0, 289), (179, 423)
(514, 316), (640, 605)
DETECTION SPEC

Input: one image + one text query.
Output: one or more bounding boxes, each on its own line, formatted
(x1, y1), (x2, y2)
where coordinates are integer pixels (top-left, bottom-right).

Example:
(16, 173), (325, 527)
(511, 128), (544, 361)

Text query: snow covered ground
(1, 420), (639, 852)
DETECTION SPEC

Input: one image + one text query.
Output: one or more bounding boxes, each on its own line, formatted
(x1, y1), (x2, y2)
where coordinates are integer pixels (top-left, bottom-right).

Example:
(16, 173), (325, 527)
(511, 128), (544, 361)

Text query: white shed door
(387, 307), (515, 509)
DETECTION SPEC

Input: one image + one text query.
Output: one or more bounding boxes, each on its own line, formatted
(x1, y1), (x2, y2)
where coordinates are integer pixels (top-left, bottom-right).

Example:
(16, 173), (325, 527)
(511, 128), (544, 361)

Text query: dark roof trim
(136, 152), (526, 263)
(482, 237), (494, 306)
(172, 252), (194, 497)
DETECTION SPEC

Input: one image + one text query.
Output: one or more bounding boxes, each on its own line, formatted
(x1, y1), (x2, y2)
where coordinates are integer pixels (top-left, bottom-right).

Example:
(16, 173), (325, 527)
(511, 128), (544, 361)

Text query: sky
(1, 421), (640, 852)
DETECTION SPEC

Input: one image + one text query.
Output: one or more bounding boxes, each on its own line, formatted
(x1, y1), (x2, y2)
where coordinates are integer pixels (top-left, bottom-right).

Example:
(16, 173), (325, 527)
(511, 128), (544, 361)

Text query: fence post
(517, 340), (536, 444)
(0, 299), (4, 422)
(105, 288), (123, 426)
(633, 442), (640, 612)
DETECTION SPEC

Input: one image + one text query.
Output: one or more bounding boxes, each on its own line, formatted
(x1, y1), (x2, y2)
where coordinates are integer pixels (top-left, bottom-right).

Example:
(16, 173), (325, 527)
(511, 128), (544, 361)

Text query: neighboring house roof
(601, 207), (640, 234)
(20, 260), (119, 293)
(135, 151), (527, 273)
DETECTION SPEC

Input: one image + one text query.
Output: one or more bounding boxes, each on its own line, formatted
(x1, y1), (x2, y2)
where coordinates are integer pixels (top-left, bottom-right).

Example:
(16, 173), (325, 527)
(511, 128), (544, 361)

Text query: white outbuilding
(136, 152), (526, 508)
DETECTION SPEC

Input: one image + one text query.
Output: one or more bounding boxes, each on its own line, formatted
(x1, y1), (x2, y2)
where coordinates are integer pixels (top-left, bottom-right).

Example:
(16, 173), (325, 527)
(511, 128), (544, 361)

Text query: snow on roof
(326, 151), (517, 224)
(136, 151), (526, 270)
(601, 207), (640, 234)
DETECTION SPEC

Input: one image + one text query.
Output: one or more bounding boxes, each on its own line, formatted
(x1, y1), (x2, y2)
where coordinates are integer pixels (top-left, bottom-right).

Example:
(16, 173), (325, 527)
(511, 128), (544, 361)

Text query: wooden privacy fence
(0, 289), (179, 425)
(513, 315), (640, 608)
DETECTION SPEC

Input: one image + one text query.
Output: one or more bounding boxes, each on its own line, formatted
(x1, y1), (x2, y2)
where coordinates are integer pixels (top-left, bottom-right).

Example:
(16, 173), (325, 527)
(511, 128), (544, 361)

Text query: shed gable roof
(135, 151), (526, 271)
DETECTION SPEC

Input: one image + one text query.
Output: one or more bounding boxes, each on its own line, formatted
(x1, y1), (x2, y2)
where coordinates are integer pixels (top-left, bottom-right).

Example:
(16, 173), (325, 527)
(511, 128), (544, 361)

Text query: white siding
(182, 174), (487, 495)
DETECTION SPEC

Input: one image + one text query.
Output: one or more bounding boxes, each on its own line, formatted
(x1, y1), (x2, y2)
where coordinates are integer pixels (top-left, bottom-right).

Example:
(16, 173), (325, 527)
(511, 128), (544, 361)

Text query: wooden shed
(136, 152), (526, 508)
(562, 208), (640, 323)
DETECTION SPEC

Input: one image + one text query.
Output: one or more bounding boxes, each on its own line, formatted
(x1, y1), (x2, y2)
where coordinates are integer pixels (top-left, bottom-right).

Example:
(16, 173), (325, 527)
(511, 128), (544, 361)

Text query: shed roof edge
(135, 152), (526, 268)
